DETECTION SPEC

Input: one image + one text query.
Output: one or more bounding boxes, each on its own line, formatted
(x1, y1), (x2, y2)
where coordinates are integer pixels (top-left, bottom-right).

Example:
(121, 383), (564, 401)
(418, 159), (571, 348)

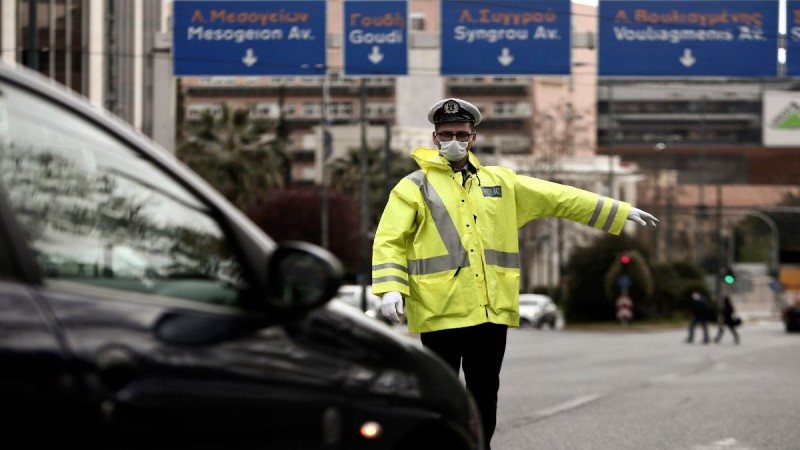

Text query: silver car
(518, 294), (559, 328)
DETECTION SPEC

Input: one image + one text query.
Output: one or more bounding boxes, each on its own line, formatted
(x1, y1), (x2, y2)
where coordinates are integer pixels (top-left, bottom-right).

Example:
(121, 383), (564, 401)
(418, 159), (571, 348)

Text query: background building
(4, 0), (797, 298)
(0, 0), (172, 139)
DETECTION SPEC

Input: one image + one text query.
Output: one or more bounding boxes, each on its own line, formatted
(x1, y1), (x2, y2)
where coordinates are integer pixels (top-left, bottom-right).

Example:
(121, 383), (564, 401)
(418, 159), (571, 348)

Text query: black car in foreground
(0, 61), (481, 450)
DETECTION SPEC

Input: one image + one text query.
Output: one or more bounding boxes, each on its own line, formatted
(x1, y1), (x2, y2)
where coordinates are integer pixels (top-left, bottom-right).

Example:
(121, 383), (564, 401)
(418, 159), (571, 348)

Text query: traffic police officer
(371, 98), (658, 449)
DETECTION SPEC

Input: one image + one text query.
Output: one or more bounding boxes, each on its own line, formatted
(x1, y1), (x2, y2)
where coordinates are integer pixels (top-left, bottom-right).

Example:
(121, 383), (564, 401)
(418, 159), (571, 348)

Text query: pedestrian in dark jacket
(686, 291), (710, 344)
(714, 295), (740, 344)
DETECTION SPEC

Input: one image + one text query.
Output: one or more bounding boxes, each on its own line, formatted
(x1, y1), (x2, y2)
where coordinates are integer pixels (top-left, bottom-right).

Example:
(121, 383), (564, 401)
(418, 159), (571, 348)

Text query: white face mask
(439, 139), (469, 162)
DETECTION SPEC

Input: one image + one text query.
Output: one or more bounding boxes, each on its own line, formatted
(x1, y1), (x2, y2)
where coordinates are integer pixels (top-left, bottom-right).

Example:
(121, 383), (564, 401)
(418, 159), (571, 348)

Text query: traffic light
(723, 267), (736, 284)
(620, 255), (631, 265)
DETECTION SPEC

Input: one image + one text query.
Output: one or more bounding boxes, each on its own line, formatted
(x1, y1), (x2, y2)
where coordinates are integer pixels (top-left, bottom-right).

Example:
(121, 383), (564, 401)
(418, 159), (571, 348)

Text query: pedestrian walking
(686, 291), (711, 344)
(714, 294), (741, 344)
(371, 98), (658, 450)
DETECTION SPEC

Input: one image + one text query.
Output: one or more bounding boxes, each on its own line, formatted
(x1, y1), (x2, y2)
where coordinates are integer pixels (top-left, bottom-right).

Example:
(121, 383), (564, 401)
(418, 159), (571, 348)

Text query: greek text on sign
(598, 1), (778, 77)
(610, 7), (767, 43)
(187, 9), (317, 42)
(344, 1), (408, 76)
(348, 12), (405, 44)
(440, 0), (571, 76)
(451, 8), (562, 43)
(173, 1), (326, 76)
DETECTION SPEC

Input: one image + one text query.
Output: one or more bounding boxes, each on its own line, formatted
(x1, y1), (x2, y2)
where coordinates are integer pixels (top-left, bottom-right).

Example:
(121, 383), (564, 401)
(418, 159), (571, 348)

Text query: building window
(18, 0), (86, 94)
(303, 102), (321, 117)
(494, 101), (517, 115)
(330, 102), (353, 118)
(409, 12), (425, 31)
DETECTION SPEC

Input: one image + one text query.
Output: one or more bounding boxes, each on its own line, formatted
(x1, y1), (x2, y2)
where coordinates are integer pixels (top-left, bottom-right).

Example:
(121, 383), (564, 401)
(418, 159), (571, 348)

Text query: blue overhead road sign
(440, 0), (571, 76)
(173, 0), (326, 76)
(788, 0), (800, 76)
(344, 0), (408, 76)
(599, 0), (779, 77)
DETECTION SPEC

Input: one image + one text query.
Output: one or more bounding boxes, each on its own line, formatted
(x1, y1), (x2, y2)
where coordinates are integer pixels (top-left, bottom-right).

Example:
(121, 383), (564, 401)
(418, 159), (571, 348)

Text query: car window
(0, 80), (246, 305)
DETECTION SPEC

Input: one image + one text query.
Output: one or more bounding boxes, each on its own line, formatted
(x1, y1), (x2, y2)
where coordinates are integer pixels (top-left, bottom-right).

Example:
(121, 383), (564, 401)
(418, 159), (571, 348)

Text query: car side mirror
(265, 241), (343, 313)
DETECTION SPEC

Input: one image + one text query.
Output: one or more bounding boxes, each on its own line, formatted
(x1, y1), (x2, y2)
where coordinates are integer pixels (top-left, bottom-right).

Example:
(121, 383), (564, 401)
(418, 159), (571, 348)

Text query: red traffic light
(620, 255), (631, 265)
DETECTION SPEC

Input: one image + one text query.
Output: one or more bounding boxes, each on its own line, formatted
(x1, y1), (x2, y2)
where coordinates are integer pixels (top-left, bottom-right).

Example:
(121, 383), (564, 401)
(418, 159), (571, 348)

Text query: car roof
(519, 294), (552, 302)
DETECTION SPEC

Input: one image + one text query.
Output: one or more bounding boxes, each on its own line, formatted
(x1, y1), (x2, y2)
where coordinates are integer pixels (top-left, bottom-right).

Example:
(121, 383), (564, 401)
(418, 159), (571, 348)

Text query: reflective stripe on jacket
(372, 148), (631, 333)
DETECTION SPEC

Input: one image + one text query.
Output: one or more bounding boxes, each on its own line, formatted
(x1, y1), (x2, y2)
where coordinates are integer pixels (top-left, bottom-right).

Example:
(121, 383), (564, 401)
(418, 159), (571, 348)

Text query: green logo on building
(770, 102), (800, 130)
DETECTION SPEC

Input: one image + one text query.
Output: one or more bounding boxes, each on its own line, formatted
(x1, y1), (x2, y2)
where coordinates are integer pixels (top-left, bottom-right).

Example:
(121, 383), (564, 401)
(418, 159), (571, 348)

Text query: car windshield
(520, 298), (543, 306)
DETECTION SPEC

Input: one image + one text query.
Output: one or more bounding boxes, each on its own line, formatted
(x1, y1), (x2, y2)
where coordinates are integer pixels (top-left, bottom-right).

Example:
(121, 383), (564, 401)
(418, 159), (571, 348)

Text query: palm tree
(177, 103), (290, 210)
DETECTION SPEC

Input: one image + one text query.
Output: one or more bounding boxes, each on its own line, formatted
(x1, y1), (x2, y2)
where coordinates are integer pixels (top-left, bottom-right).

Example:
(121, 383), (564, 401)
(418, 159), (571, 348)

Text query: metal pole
(321, 69), (331, 249)
(714, 183), (723, 300)
(667, 148), (675, 261)
(653, 142), (666, 260)
(359, 78), (369, 313)
(384, 121), (392, 206)
(27, 0), (38, 70)
(696, 96), (707, 266)
(606, 81), (615, 197)
(106, 0), (117, 114)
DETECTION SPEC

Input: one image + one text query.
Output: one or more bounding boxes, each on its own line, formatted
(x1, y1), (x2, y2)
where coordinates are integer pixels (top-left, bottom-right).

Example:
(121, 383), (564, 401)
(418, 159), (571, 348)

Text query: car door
(0, 194), (83, 444)
(0, 70), (348, 449)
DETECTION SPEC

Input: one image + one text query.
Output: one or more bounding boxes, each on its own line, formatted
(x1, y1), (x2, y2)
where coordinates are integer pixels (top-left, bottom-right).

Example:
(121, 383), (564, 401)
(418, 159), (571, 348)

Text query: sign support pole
(607, 81), (615, 197)
(359, 79), (370, 313)
(321, 68), (331, 249)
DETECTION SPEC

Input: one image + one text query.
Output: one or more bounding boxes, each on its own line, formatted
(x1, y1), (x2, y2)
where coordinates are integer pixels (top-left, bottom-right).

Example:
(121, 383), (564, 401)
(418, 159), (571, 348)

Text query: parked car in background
(518, 294), (559, 329)
(0, 61), (482, 450)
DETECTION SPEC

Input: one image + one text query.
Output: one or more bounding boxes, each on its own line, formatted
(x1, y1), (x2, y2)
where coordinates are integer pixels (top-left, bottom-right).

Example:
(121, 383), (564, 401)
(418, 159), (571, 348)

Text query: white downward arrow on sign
(679, 48), (696, 67)
(368, 46), (384, 64)
(498, 48), (514, 66)
(242, 48), (258, 67)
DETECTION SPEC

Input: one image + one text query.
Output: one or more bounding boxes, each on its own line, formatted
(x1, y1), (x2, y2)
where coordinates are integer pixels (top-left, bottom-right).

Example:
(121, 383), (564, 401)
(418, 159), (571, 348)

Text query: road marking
(693, 437), (751, 449)
(648, 373), (680, 383)
(536, 394), (600, 417)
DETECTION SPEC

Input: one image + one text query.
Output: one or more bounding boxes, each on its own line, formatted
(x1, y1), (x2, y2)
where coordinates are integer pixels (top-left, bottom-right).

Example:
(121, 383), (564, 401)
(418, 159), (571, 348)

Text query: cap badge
(443, 100), (459, 114)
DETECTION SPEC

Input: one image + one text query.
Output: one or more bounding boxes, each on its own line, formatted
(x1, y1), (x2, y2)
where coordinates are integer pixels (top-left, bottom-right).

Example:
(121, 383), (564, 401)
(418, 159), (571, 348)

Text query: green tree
(176, 103), (290, 210)
(247, 186), (361, 274)
(564, 231), (711, 323)
(564, 234), (653, 322)
(328, 146), (417, 227)
(651, 261), (709, 319)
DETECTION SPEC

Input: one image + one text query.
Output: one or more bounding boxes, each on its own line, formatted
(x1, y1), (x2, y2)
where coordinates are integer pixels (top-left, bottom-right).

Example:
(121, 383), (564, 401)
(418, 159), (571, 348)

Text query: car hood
(287, 301), (475, 423)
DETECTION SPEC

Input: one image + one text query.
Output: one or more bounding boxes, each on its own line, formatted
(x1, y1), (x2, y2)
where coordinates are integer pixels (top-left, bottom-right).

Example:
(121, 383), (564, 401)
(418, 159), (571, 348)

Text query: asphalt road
(394, 318), (800, 449)
(492, 319), (800, 450)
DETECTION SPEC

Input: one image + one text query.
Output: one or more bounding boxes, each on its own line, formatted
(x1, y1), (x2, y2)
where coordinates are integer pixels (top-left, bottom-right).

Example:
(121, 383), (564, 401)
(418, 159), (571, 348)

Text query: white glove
(628, 207), (659, 227)
(380, 291), (404, 324)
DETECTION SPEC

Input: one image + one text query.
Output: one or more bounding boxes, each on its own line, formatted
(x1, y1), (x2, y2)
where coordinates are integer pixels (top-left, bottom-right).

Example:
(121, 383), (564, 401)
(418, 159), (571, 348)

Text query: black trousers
(715, 322), (740, 343)
(420, 322), (508, 450)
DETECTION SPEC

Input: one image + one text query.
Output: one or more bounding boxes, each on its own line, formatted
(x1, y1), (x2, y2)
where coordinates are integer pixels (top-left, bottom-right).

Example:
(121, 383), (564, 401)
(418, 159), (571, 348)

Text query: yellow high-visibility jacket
(372, 148), (631, 333)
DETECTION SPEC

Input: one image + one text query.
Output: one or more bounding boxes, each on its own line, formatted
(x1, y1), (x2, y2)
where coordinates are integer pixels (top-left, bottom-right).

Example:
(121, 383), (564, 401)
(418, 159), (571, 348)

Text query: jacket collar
(411, 147), (482, 173)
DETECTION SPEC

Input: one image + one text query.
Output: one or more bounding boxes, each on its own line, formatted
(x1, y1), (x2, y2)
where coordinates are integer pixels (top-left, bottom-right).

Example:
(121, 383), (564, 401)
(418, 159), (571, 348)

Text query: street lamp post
(652, 142), (666, 260)
(301, 63), (330, 250)
(359, 78), (370, 313)
(321, 68), (331, 250)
